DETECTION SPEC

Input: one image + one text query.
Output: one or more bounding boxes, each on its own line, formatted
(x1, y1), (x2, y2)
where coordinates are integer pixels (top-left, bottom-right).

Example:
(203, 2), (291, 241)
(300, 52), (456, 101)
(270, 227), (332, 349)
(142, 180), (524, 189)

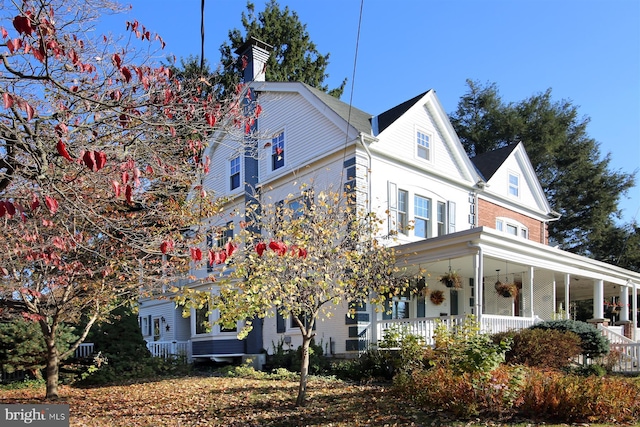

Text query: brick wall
(477, 198), (547, 244)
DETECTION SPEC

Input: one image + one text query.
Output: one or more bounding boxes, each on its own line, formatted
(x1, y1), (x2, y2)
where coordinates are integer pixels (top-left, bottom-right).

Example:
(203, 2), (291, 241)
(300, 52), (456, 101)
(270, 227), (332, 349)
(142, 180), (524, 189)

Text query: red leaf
(205, 112), (216, 127)
(56, 140), (73, 161)
(0, 201), (5, 217)
(218, 250), (227, 264)
(1, 27), (7, 38)
(94, 151), (107, 170)
(298, 247), (308, 258)
(3, 93), (13, 109)
(121, 171), (129, 184)
(255, 104), (262, 117)
(112, 180), (121, 197)
(160, 240), (174, 254)
(24, 102), (34, 120)
(125, 185), (133, 204)
(145, 165), (154, 175)
(5, 201), (15, 216)
(30, 194), (40, 211)
(44, 195), (58, 214)
(112, 53), (121, 69)
(225, 241), (236, 257)
(83, 150), (96, 171)
(54, 123), (68, 136)
(269, 240), (287, 256)
(255, 241), (266, 257)
(121, 67), (132, 83)
(208, 249), (216, 266)
(190, 247), (202, 262)
(12, 15), (33, 36)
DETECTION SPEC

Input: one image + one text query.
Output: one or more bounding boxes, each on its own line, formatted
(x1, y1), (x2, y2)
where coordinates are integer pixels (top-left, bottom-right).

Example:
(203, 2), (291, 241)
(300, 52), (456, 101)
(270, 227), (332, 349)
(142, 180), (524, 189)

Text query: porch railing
(74, 343), (95, 359)
(374, 314), (539, 347)
(146, 340), (190, 361)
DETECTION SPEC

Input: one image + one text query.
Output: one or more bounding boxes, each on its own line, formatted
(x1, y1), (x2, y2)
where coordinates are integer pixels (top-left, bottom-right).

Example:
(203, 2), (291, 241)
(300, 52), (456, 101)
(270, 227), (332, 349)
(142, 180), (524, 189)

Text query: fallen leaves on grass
(0, 376), (431, 426)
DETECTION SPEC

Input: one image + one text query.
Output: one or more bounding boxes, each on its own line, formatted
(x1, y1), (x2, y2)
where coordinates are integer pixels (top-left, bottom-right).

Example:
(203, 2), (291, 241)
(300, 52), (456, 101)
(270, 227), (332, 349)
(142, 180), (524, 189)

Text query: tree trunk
(295, 335), (311, 407)
(44, 336), (60, 400)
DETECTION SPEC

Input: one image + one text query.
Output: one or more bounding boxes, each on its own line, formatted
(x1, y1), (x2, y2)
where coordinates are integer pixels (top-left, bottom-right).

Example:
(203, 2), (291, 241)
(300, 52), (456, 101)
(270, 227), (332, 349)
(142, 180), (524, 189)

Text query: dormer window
(508, 172), (519, 197)
(416, 130), (430, 161)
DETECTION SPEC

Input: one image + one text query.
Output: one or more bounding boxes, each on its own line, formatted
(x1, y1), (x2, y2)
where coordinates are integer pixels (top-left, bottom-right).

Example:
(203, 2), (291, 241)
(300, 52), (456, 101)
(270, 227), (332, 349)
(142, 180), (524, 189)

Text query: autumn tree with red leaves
(199, 187), (413, 407)
(0, 0), (261, 399)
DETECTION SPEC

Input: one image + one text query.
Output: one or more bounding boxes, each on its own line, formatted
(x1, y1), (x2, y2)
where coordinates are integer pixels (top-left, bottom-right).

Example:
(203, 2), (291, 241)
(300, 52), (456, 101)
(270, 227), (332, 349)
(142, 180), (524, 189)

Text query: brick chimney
(235, 37), (272, 83)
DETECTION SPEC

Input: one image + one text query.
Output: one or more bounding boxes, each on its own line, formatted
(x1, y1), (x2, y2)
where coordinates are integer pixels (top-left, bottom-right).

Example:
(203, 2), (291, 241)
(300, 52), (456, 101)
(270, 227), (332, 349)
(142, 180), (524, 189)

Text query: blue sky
(103, 0), (639, 224)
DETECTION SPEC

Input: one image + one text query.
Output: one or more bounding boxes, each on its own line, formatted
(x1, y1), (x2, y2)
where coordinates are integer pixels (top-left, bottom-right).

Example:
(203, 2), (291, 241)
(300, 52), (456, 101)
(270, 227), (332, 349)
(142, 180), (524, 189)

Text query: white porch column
(473, 247), (483, 322)
(564, 273), (571, 320)
(593, 279), (604, 319)
(620, 285), (630, 322)
(528, 266), (534, 318)
(633, 283), (638, 341)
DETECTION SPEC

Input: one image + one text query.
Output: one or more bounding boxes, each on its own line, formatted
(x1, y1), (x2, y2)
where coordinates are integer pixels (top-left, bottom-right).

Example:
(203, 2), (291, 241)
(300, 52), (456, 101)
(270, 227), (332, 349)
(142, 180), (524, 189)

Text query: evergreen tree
(216, 0), (346, 98)
(450, 80), (636, 255)
(0, 319), (77, 378)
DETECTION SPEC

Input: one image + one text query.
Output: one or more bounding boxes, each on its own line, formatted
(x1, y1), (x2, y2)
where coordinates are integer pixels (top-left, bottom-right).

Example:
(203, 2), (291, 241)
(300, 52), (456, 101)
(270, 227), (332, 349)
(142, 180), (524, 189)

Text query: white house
(138, 39), (640, 369)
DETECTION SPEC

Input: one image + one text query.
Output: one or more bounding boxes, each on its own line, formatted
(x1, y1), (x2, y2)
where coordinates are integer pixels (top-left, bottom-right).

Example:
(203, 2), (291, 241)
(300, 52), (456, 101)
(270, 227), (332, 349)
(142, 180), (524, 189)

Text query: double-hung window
(437, 202), (446, 236)
(414, 195), (431, 238)
(416, 131), (430, 161)
(508, 172), (519, 197)
(397, 189), (408, 234)
(230, 156), (241, 190)
(271, 131), (285, 170)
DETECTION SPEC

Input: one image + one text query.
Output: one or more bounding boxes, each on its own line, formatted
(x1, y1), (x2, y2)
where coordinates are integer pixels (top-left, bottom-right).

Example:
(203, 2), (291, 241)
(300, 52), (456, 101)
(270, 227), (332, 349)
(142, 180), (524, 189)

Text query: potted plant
(438, 269), (462, 289)
(430, 290), (445, 305)
(495, 282), (518, 298)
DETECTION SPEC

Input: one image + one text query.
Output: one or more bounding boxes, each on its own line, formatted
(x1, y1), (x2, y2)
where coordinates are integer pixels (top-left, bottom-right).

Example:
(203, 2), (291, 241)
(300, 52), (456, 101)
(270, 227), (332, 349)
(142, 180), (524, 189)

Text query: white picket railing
(146, 340), (190, 360)
(479, 314), (539, 334)
(74, 343), (95, 359)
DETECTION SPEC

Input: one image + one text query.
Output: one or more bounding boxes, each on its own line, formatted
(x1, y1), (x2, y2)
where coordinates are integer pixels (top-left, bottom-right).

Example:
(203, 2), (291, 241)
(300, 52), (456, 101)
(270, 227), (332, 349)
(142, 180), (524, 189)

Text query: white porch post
(528, 266), (534, 318)
(473, 247), (483, 323)
(620, 285), (630, 322)
(633, 283), (638, 341)
(564, 273), (571, 320)
(593, 279), (604, 319)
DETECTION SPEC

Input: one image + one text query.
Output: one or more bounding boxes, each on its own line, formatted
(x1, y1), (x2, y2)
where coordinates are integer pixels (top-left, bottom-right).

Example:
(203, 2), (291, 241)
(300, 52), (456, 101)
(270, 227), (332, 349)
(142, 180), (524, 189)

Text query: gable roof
(301, 83), (373, 135)
(375, 90), (431, 134)
(471, 143), (519, 181)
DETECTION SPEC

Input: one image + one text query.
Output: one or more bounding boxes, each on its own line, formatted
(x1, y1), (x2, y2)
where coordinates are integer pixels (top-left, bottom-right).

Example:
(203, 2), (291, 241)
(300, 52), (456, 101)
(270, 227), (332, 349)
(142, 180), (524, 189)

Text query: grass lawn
(0, 375), (633, 426)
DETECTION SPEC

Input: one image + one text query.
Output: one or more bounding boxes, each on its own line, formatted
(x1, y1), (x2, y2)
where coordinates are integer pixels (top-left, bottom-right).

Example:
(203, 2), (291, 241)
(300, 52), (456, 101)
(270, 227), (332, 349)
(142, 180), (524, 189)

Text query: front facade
(138, 40), (640, 365)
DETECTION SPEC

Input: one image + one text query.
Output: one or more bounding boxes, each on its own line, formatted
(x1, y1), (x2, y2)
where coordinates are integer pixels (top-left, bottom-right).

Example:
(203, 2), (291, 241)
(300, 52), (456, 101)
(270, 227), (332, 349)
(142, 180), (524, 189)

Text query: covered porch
(370, 227), (640, 346)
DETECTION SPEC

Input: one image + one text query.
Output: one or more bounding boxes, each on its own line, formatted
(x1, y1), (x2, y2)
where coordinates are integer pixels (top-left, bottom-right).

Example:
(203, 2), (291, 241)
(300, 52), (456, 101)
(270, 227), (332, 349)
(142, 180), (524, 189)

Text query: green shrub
(530, 319), (609, 358)
(493, 328), (582, 369)
(431, 315), (511, 376)
(266, 339), (329, 375)
(330, 349), (394, 381)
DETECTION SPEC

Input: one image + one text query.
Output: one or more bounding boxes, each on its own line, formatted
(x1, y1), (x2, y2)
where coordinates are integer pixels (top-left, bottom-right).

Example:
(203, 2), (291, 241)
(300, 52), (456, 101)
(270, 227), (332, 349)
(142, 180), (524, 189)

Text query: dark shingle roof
(376, 90), (431, 134)
(301, 83), (373, 135)
(470, 143), (519, 180)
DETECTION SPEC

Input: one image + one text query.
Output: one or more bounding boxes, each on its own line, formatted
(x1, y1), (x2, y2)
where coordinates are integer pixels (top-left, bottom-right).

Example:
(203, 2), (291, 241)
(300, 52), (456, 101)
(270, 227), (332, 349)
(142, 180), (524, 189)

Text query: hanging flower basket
(438, 270), (462, 289)
(495, 283), (518, 298)
(430, 290), (445, 305)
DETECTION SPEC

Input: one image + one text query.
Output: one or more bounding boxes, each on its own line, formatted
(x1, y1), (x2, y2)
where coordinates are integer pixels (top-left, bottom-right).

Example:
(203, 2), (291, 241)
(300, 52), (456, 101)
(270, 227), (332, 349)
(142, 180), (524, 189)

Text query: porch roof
(395, 227), (640, 299)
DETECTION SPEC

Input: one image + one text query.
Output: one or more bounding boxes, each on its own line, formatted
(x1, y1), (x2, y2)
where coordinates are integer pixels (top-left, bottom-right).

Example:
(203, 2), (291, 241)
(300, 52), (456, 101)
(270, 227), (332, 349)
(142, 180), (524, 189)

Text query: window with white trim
(414, 195), (431, 238)
(437, 201), (446, 236)
(508, 172), (519, 197)
(496, 217), (528, 239)
(416, 130), (430, 161)
(271, 131), (285, 170)
(230, 156), (241, 190)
